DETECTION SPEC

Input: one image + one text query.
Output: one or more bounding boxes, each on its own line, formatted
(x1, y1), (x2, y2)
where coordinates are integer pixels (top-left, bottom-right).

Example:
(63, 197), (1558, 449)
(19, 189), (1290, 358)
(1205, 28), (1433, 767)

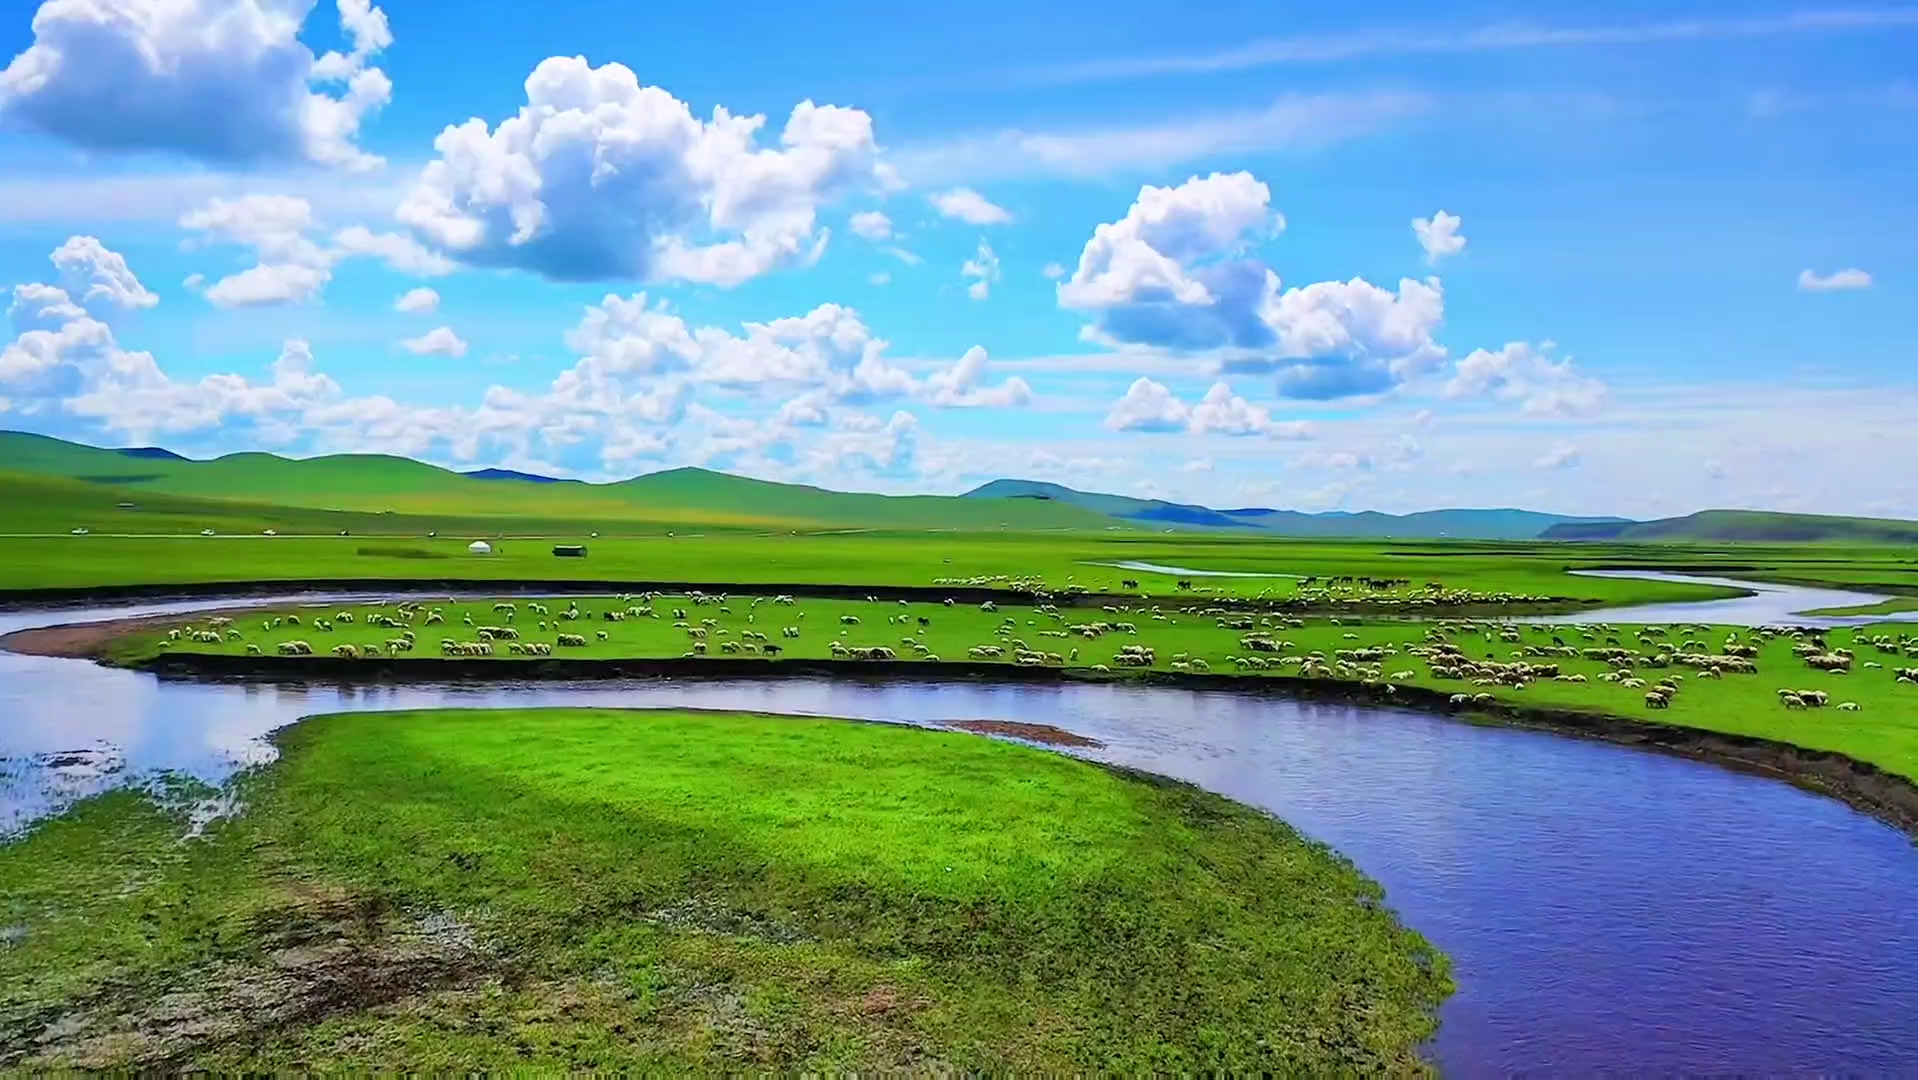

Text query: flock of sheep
(152, 586), (1917, 730)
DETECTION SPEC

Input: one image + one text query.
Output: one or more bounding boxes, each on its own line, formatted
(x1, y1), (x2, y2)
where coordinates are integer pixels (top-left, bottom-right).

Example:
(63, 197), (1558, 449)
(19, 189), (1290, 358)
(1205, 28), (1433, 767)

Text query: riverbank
(121, 648), (1918, 838)
(0, 707), (1449, 1071)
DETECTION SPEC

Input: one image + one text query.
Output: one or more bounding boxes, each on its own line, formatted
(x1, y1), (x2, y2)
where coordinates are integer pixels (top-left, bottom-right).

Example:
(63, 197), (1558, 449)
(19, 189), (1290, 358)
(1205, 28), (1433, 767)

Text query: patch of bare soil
(941, 719), (1103, 748)
(11, 886), (489, 1069)
(0, 607), (268, 660)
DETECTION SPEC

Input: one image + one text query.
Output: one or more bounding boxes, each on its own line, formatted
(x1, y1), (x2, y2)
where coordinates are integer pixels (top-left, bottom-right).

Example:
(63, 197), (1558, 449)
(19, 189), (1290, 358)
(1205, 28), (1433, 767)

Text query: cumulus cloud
(928, 187), (1011, 225)
(1535, 443), (1581, 469)
(1413, 210), (1466, 264)
(922, 346), (1031, 408)
(961, 240), (1001, 300)
(1798, 267), (1872, 292)
(1104, 377), (1189, 433)
(394, 287), (439, 314)
(397, 57), (891, 285)
(51, 236), (158, 310)
(0, 0), (394, 170)
(400, 326), (468, 358)
(1445, 340), (1607, 417)
(1103, 377), (1310, 437)
(181, 194), (453, 307)
(849, 211), (893, 240)
(1058, 171), (1448, 400)
(1042, 261), (1066, 280)
(561, 293), (1030, 415)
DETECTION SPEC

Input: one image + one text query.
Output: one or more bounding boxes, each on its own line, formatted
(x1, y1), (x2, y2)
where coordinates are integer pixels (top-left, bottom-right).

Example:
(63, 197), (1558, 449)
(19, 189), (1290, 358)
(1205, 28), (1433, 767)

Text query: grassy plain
(0, 529), (1776, 608)
(0, 708), (1449, 1071)
(140, 594), (1918, 783)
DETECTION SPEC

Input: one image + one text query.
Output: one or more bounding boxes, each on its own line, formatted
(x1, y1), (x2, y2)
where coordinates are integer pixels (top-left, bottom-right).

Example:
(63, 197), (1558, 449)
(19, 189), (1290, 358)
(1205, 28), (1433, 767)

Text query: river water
(3, 578), (1917, 1073)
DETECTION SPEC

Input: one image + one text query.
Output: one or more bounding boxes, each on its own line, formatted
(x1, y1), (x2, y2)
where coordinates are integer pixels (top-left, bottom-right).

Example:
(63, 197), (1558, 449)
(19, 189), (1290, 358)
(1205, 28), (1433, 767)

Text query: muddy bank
(0, 606), (300, 659)
(940, 719), (1104, 747)
(121, 650), (1918, 839)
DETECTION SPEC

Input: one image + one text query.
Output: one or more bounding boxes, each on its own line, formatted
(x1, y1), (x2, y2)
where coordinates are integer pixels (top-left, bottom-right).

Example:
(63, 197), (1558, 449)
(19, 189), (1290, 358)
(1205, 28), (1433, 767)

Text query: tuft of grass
(0, 708), (1450, 1071)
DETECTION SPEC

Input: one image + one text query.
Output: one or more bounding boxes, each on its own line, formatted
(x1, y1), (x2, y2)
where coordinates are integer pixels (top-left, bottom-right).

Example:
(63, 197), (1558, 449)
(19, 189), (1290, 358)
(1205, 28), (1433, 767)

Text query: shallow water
(1544, 569), (1918, 627)
(1094, 561), (1918, 627)
(4, 595), (1918, 1073)
(1086, 559), (1298, 578)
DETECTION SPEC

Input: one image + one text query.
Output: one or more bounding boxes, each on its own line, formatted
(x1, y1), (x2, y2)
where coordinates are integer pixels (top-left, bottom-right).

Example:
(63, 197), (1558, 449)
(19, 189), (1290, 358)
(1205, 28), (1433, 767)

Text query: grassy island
(0, 708), (1451, 1071)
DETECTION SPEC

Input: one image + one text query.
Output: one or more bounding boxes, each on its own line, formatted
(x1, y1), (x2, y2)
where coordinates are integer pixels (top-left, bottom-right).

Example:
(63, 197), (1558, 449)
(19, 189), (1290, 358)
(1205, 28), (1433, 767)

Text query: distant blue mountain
(964, 478), (1633, 540)
(462, 467), (567, 484)
(116, 446), (188, 461)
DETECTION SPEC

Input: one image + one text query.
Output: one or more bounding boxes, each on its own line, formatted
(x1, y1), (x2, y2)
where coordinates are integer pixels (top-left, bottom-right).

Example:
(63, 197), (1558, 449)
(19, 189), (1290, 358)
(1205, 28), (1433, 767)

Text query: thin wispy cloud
(1022, 8), (1918, 85)
(892, 91), (1429, 184)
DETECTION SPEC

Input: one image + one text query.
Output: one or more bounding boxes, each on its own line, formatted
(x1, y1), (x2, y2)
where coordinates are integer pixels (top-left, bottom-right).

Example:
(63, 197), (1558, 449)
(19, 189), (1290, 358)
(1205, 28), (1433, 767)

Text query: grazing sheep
(276, 641), (313, 656)
(332, 644), (361, 659)
(556, 633), (588, 647)
(244, 644), (262, 656)
(1837, 701), (1861, 712)
(840, 615), (861, 626)
(596, 630), (610, 641)
(1643, 691), (1670, 709)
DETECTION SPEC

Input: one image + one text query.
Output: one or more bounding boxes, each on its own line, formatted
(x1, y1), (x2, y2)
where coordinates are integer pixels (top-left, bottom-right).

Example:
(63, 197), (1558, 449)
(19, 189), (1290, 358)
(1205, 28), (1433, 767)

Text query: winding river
(4, 572), (1918, 1074)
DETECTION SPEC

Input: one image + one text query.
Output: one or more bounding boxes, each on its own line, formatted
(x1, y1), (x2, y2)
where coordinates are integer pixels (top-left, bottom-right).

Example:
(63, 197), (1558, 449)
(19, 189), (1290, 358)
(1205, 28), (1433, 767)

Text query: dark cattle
(1121, 579), (1139, 590)
(917, 617), (930, 628)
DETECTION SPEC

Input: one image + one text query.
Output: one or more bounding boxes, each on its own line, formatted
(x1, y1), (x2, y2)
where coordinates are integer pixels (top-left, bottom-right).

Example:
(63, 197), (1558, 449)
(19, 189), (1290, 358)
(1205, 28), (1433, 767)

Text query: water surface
(3, 595), (1917, 1074)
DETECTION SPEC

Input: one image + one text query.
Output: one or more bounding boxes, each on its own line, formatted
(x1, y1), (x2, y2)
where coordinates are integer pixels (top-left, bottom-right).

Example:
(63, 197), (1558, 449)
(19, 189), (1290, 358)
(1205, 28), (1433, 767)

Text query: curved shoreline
(114, 649), (1918, 840)
(0, 577), (1604, 619)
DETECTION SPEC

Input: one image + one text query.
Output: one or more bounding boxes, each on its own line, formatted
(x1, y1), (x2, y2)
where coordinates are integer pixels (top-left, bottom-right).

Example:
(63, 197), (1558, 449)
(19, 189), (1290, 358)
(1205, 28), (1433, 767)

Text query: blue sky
(0, 0), (1912, 518)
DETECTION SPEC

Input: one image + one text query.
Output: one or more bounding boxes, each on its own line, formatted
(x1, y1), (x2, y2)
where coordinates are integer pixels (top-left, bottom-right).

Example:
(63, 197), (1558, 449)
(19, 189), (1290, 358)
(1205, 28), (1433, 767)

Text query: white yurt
(468, 540), (493, 555)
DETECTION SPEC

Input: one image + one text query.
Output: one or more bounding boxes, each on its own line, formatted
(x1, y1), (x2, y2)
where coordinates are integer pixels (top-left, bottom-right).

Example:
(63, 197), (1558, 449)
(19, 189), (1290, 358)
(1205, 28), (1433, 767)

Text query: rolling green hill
(1542, 510), (1918, 543)
(0, 432), (1117, 534)
(966, 479), (1631, 540)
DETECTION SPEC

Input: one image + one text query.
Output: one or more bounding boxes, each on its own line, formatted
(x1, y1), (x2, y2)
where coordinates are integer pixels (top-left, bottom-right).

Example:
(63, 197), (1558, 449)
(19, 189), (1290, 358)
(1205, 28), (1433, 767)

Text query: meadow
(0, 708), (1450, 1071)
(136, 592), (1918, 785)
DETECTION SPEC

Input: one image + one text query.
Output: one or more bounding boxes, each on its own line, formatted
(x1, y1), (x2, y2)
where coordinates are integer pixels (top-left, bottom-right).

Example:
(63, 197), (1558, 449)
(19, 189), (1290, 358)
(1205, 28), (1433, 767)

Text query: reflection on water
(4, 595), (1918, 1073)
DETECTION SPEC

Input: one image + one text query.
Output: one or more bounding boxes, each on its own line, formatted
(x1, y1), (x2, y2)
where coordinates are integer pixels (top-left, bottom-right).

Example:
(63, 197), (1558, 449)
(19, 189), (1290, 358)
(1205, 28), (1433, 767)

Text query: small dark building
(553, 544), (588, 558)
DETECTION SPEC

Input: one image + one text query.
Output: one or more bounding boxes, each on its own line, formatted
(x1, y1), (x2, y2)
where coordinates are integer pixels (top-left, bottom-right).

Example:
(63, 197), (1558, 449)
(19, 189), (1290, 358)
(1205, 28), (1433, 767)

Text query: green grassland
(138, 594), (1918, 783)
(0, 708), (1450, 1071)
(1, 529), (1765, 609)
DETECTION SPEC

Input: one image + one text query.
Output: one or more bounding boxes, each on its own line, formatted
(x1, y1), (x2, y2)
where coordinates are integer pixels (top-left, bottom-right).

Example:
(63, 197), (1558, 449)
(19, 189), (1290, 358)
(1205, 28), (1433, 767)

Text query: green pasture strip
(0, 531), (1759, 608)
(145, 595), (1918, 784)
(0, 708), (1448, 1071)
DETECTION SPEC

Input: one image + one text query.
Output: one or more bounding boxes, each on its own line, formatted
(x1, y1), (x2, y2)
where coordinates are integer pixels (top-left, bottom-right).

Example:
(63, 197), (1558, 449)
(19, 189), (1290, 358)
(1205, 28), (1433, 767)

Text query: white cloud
(50, 236), (158, 310)
(1413, 210), (1466, 264)
(394, 287), (440, 315)
(929, 187), (1012, 225)
(893, 92), (1427, 184)
(181, 194), (453, 307)
(1103, 377), (1190, 433)
(400, 326), (468, 358)
(1042, 261), (1066, 280)
(0, 0), (393, 170)
(1058, 173), (1465, 401)
(1445, 341), (1607, 417)
(885, 246), (923, 266)
(849, 211), (893, 240)
(923, 346), (1032, 408)
(1798, 268), (1872, 292)
(1180, 457), (1214, 472)
(397, 57), (890, 285)
(1535, 443), (1581, 469)
(868, 271), (892, 286)
(961, 240), (1001, 300)
(330, 226), (456, 276)
(204, 263), (331, 307)
(1102, 376), (1312, 438)
(1028, 10), (1918, 84)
